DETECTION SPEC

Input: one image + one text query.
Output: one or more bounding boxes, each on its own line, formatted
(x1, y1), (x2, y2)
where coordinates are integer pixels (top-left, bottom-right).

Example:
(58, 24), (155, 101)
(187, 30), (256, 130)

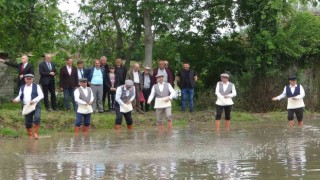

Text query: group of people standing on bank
(0, 54), (306, 139)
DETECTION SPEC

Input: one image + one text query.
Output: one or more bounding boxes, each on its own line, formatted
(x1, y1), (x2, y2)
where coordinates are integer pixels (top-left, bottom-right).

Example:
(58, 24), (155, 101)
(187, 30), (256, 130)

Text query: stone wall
(0, 63), (14, 101)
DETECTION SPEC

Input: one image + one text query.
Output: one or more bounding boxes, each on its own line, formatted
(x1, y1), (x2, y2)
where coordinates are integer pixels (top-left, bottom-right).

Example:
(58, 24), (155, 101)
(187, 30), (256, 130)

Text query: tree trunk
(111, 10), (124, 58)
(143, 7), (153, 68)
(124, 0), (142, 68)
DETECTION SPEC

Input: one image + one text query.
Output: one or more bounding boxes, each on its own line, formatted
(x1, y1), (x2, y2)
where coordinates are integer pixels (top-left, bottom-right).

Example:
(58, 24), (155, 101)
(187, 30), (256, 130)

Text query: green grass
(232, 111), (260, 122)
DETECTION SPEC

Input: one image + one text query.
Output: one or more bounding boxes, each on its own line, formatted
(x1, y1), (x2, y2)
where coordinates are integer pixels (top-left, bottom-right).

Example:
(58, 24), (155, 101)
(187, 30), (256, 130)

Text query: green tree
(0, 0), (68, 58)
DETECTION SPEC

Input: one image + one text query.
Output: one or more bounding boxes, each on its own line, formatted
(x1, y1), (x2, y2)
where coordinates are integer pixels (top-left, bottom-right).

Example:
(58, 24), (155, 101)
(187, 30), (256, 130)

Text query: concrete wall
(0, 63), (14, 101)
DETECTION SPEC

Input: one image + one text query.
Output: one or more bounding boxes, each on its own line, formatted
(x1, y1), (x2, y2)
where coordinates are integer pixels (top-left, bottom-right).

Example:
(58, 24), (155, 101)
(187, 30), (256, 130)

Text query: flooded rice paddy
(1, 120), (320, 179)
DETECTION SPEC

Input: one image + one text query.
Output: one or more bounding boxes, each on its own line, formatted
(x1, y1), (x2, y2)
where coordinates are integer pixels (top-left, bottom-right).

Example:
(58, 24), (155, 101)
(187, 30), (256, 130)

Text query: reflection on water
(1, 120), (320, 179)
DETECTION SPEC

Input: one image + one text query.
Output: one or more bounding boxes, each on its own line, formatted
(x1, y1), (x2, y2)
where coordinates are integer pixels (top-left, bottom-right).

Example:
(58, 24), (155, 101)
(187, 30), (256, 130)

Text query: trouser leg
(215, 105), (223, 120)
(181, 88), (187, 112)
(83, 114), (91, 127)
(97, 86), (104, 112)
(63, 89), (71, 110)
(143, 88), (151, 112)
(48, 81), (57, 110)
(124, 112), (133, 126)
(107, 91), (112, 110)
(91, 85), (98, 111)
(188, 89), (194, 112)
(70, 88), (76, 111)
(115, 103), (123, 125)
(224, 106), (232, 120)
(33, 104), (41, 125)
(102, 86), (107, 110)
(42, 85), (50, 109)
(134, 83), (141, 108)
(156, 109), (164, 125)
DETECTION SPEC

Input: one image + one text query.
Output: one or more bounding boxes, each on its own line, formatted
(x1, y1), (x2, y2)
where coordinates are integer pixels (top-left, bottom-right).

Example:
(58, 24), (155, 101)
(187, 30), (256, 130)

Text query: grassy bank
(0, 102), (317, 138)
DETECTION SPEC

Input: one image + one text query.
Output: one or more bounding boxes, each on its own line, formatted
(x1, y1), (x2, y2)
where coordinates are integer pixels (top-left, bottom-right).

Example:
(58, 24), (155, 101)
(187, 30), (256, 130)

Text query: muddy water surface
(1, 120), (320, 179)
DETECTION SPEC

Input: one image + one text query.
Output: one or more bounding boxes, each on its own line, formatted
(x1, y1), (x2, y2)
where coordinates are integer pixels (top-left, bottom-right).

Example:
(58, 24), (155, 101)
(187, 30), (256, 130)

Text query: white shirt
(74, 86), (94, 105)
(14, 84), (44, 104)
(67, 65), (72, 75)
(77, 68), (84, 79)
(115, 86), (136, 105)
(215, 82), (237, 106)
(276, 84), (305, 109)
(133, 71), (140, 83)
(148, 82), (175, 104)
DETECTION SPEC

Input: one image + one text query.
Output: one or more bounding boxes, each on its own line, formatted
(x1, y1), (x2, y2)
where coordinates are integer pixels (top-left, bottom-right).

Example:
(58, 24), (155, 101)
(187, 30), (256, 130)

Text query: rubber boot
(289, 121), (295, 127)
(298, 121), (303, 127)
(225, 120), (231, 130)
(127, 125), (133, 130)
(115, 124), (121, 130)
(27, 128), (33, 138)
(215, 120), (221, 130)
(158, 124), (164, 130)
(74, 127), (80, 134)
(82, 126), (89, 133)
(33, 125), (40, 140)
(167, 120), (172, 129)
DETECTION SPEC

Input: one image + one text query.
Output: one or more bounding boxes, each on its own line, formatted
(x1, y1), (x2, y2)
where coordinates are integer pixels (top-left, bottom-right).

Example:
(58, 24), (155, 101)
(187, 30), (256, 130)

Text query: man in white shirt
(272, 76), (305, 127)
(13, 74), (44, 139)
(74, 78), (94, 133)
(148, 74), (175, 129)
(215, 73), (237, 130)
(126, 63), (144, 114)
(114, 80), (136, 130)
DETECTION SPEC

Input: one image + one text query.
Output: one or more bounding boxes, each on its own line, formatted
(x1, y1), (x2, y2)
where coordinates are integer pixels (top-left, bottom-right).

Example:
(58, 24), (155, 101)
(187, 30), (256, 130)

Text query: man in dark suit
(0, 55), (34, 88)
(106, 65), (120, 112)
(141, 66), (153, 112)
(60, 58), (79, 111)
(76, 60), (87, 79)
(39, 54), (57, 111)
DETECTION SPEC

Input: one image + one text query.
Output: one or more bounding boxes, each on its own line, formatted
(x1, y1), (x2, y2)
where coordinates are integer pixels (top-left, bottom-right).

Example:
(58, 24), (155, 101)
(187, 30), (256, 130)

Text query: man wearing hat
(272, 76), (305, 127)
(215, 73), (237, 130)
(12, 74), (44, 139)
(126, 63), (144, 114)
(141, 66), (153, 112)
(114, 79), (136, 129)
(147, 74), (175, 129)
(106, 65), (120, 112)
(74, 78), (94, 133)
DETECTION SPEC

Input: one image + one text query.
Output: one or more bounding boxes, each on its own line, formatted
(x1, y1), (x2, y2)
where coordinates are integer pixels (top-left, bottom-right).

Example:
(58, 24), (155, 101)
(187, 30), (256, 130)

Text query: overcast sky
(58, 0), (80, 15)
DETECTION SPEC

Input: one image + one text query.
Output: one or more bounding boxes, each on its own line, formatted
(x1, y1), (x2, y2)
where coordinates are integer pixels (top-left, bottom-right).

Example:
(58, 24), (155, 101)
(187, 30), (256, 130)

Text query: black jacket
(60, 66), (79, 89)
(4, 61), (34, 87)
(114, 65), (127, 85)
(106, 72), (120, 91)
(39, 61), (57, 85)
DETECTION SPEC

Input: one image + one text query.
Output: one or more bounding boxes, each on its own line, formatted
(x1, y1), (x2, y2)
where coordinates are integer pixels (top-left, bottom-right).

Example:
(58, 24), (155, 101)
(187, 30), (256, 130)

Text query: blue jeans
(24, 104), (41, 128)
(63, 88), (76, 111)
(75, 112), (91, 127)
(181, 88), (194, 112)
